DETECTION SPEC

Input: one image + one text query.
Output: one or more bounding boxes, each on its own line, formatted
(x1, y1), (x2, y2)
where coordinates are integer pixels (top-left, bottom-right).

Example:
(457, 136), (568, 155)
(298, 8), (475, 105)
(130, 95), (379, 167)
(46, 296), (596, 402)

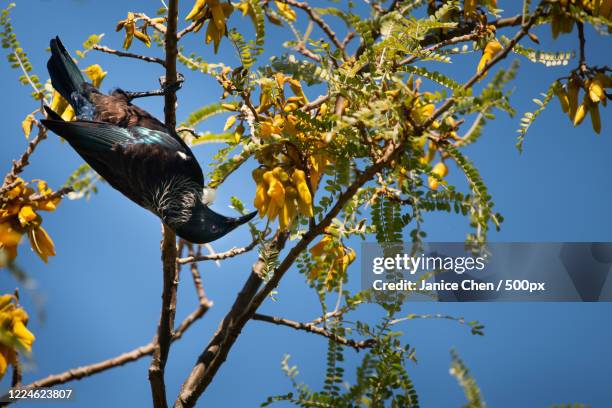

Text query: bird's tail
(47, 37), (85, 104)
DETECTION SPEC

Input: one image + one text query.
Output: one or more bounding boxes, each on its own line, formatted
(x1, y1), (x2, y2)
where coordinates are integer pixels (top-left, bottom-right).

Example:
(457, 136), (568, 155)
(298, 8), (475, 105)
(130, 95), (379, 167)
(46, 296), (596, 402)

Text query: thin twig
(282, 0), (347, 59)
(2, 125), (47, 188)
(92, 45), (166, 67)
(301, 94), (329, 112)
(135, 13), (168, 34)
(177, 239), (258, 264)
(187, 245), (208, 305)
(177, 17), (205, 40)
(399, 31), (480, 66)
(252, 314), (375, 351)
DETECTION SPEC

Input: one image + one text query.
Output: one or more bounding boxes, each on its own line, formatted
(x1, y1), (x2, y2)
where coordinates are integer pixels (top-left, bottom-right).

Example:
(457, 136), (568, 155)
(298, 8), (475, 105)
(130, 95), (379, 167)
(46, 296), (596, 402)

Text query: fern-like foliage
(262, 321), (420, 408)
(516, 82), (556, 152)
(444, 145), (502, 247)
(0, 3), (45, 100)
(449, 350), (486, 408)
(400, 65), (462, 91)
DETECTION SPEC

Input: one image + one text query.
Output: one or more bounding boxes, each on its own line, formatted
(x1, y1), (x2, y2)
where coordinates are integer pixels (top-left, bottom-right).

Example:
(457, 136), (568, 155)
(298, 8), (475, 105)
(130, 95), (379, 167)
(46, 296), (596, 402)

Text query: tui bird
(41, 37), (256, 244)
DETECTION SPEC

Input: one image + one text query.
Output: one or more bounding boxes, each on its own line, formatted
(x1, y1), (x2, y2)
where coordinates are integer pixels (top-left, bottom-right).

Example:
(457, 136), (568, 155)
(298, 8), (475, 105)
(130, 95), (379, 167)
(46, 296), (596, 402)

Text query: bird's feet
(159, 72), (185, 94)
(123, 72), (185, 100)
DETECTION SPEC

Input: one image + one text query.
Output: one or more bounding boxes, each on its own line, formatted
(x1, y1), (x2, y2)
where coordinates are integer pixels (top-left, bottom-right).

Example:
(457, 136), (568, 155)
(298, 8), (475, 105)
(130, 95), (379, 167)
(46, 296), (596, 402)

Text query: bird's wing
(41, 119), (185, 152)
(42, 119), (205, 208)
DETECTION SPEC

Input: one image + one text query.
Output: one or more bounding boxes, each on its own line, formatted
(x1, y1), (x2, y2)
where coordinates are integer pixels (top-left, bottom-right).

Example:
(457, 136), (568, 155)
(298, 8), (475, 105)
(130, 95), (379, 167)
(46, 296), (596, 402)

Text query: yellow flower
(1, 178), (61, 265)
(477, 40), (503, 75)
(428, 162), (448, 190)
(274, 1), (297, 21)
(587, 78), (605, 104)
(28, 226), (56, 264)
(50, 91), (74, 121)
(309, 237), (355, 288)
(292, 169), (313, 217)
(223, 115), (237, 131)
(35, 181), (61, 212)
(0, 223), (22, 266)
(134, 28), (151, 47)
(203, 1), (234, 53)
(116, 12), (136, 50)
(0, 222), (22, 247)
(0, 294), (35, 380)
(18, 205), (38, 227)
(21, 114), (35, 139)
(83, 64), (107, 88)
(61, 105), (76, 122)
(310, 235), (333, 258)
(186, 0), (207, 21)
(554, 83), (569, 113)
(264, 170), (286, 207)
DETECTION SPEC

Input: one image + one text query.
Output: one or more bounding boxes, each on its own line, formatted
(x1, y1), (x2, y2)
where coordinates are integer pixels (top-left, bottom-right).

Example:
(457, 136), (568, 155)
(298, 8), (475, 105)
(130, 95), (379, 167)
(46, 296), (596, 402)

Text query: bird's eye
(210, 225), (218, 233)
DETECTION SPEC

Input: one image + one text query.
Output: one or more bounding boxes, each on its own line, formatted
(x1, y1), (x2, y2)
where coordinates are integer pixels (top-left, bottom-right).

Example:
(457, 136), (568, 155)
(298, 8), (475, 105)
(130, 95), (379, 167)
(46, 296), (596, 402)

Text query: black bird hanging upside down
(42, 37), (256, 244)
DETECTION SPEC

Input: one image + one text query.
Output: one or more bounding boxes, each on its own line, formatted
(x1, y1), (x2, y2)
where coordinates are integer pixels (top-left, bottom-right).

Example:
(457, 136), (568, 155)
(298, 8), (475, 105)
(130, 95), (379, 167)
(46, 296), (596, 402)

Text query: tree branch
(149, 1), (180, 407)
(93, 44), (166, 67)
(252, 313), (375, 351)
(177, 239), (258, 264)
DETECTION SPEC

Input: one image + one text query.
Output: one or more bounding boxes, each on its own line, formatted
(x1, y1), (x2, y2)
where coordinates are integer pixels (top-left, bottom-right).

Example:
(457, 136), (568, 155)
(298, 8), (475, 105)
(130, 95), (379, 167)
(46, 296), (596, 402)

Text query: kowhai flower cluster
(186, 0), (234, 53)
(0, 294), (35, 379)
(555, 72), (610, 134)
(309, 235), (356, 289)
(0, 178), (60, 265)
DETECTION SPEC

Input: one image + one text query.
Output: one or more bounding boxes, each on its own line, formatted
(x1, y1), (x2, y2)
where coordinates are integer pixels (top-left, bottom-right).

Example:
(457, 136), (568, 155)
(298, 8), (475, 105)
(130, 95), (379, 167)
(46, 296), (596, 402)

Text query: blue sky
(1, 0), (611, 407)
